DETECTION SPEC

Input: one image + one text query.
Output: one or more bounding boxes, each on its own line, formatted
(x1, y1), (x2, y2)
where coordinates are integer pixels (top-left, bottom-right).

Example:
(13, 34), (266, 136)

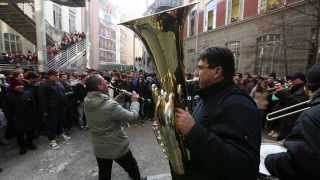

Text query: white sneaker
(271, 132), (279, 138)
(61, 133), (71, 141)
(49, 140), (60, 150)
(268, 130), (275, 136)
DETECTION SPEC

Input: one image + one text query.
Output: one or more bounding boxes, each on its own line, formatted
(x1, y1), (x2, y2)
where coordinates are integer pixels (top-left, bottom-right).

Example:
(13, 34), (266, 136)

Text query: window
(53, 5), (62, 30)
(3, 33), (22, 53)
(189, 10), (196, 36)
(205, 0), (217, 31)
(99, 50), (116, 63)
(258, 0), (283, 14)
(69, 9), (76, 33)
(226, 0), (244, 24)
(226, 41), (240, 71)
(256, 34), (281, 75)
(0, 33), (3, 53)
(99, 38), (115, 50)
(99, 24), (116, 40)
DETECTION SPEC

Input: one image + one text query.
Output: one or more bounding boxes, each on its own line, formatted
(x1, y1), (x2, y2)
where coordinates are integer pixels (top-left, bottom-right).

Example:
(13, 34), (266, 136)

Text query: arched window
(226, 41), (241, 71)
(256, 34), (281, 75)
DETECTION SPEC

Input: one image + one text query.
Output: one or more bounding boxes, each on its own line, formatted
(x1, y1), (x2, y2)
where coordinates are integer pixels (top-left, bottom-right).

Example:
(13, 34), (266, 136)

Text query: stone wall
(183, 3), (316, 77)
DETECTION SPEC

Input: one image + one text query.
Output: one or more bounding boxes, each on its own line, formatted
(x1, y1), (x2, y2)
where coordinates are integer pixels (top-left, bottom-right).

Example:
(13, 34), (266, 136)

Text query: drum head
(259, 143), (287, 176)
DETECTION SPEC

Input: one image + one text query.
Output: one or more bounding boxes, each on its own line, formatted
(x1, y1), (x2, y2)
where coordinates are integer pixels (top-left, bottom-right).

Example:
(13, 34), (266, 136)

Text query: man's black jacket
(180, 81), (261, 180)
(265, 90), (320, 179)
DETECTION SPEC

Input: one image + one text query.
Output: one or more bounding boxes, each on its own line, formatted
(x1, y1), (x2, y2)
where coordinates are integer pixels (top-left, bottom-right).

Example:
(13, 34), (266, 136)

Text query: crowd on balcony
(0, 51), (37, 65)
(0, 32), (86, 67)
(47, 32), (86, 59)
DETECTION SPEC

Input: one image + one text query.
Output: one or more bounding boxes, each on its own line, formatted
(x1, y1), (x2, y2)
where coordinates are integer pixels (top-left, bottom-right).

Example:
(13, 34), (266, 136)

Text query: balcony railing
(47, 39), (86, 70)
(16, 1), (34, 19)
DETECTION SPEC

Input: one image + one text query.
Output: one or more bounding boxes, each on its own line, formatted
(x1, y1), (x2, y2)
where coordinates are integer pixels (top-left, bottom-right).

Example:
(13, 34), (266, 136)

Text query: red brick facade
(216, 0), (226, 27)
(183, 0), (307, 39)
(198, 10), (204, 33)
(244, 0), (258, 18)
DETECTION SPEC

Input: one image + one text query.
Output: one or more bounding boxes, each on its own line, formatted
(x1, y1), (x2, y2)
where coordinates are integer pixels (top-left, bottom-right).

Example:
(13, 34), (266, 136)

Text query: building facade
(87, 0), (119, 69)
(0, 21), (35, 55)
(183, 0), (318, 76)
(45, 1), (83, 41)
(120, 26), (136, 65)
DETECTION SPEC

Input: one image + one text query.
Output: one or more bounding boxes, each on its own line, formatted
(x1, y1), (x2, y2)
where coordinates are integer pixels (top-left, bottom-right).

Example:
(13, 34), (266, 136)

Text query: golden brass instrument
(120, 3), (197, 175)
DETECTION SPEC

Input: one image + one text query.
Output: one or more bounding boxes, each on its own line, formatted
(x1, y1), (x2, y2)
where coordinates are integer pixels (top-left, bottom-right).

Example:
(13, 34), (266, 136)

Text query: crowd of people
(0, 46), (319, 179)
(0, 68), (158, 152)
(47, 32), (86, 59)
(0, 32), (86, 67)
(0, 51), (37, 65)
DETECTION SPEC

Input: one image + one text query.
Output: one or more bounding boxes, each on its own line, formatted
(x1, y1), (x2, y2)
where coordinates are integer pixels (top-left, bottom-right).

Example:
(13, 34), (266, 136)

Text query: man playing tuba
(175, 47), (262, 180)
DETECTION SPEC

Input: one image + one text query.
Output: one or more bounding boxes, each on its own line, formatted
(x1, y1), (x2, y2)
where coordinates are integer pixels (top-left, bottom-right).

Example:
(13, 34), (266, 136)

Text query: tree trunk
(282, 15), (289, 76)
(315, 0), (320, 64)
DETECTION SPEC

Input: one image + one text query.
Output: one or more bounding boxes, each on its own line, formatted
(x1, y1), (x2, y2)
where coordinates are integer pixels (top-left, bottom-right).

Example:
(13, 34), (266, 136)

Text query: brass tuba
(120, 3), (197, 175)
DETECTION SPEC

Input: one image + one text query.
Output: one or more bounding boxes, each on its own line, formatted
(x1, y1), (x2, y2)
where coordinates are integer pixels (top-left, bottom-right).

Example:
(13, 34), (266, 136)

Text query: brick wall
(198, 10), (204, 33)
(183, 3), (315, 76)
(216, 0), (226, 27)
(244, 0), (258, 18)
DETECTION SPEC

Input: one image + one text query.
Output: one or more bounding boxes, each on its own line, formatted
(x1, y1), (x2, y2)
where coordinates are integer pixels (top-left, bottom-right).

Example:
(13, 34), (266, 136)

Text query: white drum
(259, 143), (287, 176)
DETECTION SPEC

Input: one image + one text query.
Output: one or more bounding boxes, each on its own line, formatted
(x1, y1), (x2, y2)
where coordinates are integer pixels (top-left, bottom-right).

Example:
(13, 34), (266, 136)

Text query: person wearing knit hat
(4, 74), (37, 155)
(264, 64), (320, 179)
(39, 69), (70, 150)
(271, 71), (309, 141)
(306, 64), (320, 93)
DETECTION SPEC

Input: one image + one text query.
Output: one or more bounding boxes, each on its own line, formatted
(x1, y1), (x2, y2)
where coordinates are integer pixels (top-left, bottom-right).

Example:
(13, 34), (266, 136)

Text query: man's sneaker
(80, 126), (89, 130)
(49, 140), (60, 150)
(61, 133), (71, 141)
(268, 130), (275, 136)
(271, 132), (279, 138)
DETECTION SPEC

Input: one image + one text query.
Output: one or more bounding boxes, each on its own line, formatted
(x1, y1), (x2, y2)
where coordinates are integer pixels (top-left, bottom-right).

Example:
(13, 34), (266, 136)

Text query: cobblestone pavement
(0, 121), (170, 180)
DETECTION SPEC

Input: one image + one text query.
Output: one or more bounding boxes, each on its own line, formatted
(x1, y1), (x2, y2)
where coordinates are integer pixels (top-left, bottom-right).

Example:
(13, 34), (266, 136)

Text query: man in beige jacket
(84, 74), (144, 180)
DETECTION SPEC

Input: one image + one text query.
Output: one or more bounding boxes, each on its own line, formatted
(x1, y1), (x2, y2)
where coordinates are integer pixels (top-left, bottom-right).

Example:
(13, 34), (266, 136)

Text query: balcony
(0, 1), (54, 45)
(0, 0), (86, 7)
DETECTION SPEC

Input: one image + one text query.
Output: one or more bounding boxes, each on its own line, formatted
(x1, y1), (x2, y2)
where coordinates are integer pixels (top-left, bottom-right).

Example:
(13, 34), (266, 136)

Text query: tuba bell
(120, 3), (197, 175)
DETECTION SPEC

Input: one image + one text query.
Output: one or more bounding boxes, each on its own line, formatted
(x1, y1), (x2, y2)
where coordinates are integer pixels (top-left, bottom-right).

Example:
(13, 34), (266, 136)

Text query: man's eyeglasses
(197, 65), (210, 70)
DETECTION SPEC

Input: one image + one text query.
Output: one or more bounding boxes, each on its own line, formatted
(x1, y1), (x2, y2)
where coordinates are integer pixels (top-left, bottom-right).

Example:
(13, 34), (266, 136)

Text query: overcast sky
(110, 0), (155, 19)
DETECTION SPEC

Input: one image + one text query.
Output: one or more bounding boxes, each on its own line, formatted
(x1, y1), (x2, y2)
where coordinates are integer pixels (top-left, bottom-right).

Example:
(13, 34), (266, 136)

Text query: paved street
(0, 121), (170, 180)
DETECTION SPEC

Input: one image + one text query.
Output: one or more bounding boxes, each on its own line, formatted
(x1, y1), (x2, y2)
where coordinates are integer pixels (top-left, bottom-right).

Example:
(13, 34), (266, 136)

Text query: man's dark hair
(25, 71), (39, 80)
(198, 47), (235, 81)
(48, 70), (58, 76)
(85, 75), (102, 92)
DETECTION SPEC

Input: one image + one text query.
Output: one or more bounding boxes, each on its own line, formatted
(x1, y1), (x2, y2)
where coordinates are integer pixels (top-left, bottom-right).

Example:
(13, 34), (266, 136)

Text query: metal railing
(16, 1), (35, 20)
(0, 63), (37, 71)
(47, 39), (86, 70)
